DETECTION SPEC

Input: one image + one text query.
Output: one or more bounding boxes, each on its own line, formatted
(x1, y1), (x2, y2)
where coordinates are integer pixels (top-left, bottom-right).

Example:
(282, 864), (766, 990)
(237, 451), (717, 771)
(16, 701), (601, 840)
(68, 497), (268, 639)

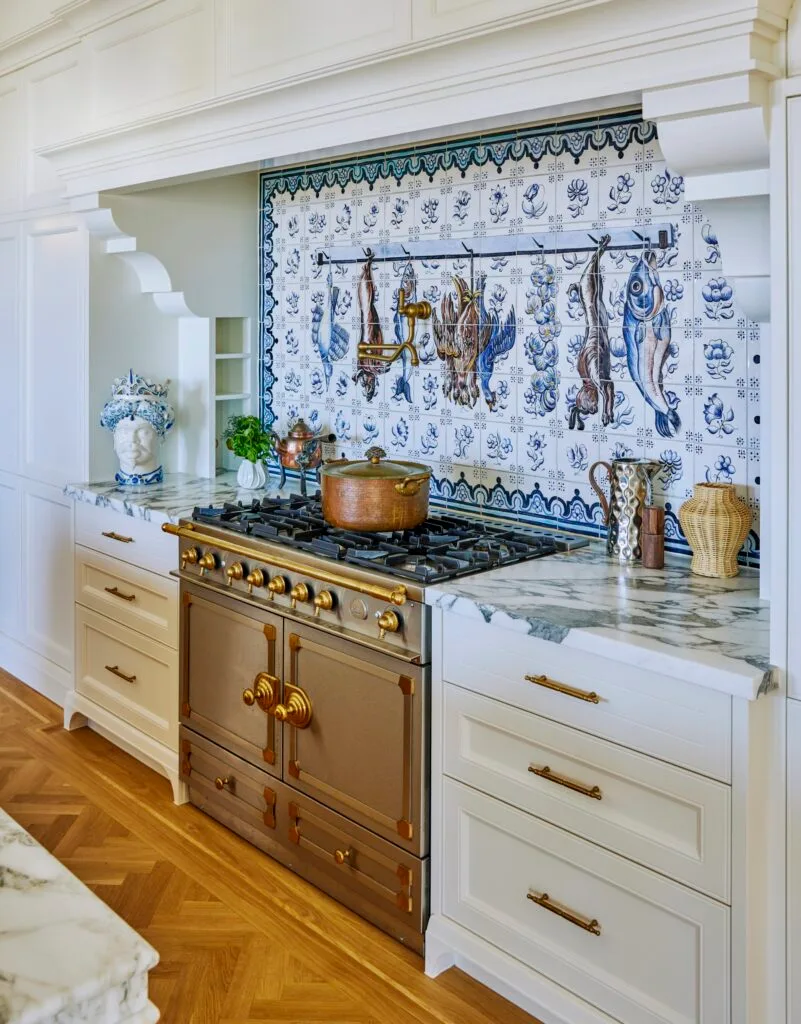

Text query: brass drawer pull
(214, 776), (232, 791)
(527, 890), (601, 936)
(528, 764), (602, 800)
(525, 673), (600, 704)
(101, 530), (134, 543)
(104, 585), (136, 602)
(105, 664), (136, 684)
(333, 847), (353, 866)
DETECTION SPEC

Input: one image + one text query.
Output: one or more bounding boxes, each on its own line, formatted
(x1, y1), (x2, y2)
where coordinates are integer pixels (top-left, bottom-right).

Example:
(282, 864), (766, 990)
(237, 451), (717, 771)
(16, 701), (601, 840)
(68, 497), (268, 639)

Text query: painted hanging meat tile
(566, 235), (614, 430)
(352, 253), (388, 401)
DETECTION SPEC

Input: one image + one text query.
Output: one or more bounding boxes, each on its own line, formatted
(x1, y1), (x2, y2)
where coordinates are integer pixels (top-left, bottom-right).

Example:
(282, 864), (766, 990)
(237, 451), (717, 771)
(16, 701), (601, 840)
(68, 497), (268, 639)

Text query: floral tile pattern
(259, 113), (760, 564)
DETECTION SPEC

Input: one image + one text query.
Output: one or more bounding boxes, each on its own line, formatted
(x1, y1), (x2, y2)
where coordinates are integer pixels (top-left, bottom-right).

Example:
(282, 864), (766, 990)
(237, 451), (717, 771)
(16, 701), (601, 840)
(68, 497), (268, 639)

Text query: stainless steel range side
(164, 495), (584, 952)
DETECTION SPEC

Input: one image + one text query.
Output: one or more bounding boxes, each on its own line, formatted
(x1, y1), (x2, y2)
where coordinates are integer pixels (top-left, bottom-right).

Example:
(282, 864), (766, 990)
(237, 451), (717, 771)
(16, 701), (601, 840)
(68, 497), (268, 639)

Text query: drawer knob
(226, 562), (245, 586)
(528, 764), (602, 801)
(242, 672), (279, 712)
(181, 546), (200, 569)
(104, 586), (136, 603)
(246, 568), (265, 593)
(525, 673), (601, 704)
(105, 664), (136, 684)
(527, 890), (601, 936)
(214, 776), (233, 791)
(333, 847), (353, 866)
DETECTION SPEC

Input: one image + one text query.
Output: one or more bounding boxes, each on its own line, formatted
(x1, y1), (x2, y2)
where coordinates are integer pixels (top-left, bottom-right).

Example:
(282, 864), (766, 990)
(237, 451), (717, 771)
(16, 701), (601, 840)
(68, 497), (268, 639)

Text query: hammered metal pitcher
(589, 458), (660, 563)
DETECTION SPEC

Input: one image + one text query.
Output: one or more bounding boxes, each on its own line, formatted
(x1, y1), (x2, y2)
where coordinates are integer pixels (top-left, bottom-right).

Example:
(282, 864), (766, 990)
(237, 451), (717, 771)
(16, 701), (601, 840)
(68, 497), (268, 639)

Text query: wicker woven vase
(678, 483), (752, 578)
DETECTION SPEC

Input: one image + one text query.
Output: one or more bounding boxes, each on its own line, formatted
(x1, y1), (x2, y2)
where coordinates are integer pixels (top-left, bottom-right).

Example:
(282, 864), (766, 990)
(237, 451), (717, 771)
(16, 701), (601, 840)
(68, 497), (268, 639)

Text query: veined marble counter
(427, 544), (771, 700)
(64, 471), (306, 526)
(0, 807), (159, 1024)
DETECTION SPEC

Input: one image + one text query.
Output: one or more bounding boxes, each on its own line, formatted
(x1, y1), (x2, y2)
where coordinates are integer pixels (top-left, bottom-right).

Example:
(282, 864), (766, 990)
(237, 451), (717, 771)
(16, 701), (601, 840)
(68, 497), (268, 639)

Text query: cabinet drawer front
(444, 685), (731, 901)
(442, 614), (731, 781)
(75, 502), (177, 577)
(76, 606), (178, 748)
(443, 779), (729, 1024)
(75, 546), (178, 647)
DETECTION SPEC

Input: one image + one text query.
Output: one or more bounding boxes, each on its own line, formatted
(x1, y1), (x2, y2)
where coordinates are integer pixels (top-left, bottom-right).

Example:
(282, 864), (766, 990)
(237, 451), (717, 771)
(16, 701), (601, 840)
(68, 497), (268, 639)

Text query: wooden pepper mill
(641, 506), (665, 569)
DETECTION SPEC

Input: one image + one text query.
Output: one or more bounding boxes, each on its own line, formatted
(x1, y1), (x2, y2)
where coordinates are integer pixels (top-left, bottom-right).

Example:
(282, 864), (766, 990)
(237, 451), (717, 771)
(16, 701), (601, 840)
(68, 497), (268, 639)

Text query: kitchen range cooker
(165, 493), (586, 952)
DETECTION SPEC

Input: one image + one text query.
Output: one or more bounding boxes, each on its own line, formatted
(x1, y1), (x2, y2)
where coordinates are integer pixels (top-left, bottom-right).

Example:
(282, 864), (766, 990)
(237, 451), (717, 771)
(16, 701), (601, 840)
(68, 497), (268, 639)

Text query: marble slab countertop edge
(426, 546), (772, 702)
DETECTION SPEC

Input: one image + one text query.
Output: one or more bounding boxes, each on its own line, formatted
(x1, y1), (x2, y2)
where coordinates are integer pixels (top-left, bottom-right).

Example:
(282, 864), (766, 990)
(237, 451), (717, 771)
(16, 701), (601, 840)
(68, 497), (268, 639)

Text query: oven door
(281, 621), (427, 856)
(181, 583), (282, 774)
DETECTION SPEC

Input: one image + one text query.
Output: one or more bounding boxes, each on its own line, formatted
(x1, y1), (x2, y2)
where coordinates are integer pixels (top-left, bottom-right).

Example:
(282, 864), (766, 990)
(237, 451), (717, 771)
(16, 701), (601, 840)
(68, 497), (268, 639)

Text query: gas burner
(191, 495), (587, 584)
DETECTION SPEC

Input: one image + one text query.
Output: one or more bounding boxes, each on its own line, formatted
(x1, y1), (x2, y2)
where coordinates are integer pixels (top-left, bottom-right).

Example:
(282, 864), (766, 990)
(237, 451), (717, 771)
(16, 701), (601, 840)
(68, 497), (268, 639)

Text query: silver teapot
(589, 458), (660, 563)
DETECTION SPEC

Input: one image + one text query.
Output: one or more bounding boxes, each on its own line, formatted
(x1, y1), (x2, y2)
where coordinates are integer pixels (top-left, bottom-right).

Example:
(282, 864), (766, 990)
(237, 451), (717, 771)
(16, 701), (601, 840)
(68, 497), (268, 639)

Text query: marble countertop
(64, 471), (305, 526)
(427, 544), (771, 700)
(0, 807), (159, 1024)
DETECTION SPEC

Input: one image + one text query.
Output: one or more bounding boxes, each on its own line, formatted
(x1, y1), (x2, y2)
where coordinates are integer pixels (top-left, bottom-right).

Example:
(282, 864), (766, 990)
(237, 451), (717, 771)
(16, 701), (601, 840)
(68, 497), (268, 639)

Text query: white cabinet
(789, 701), (801, 1024)
(428, 609), (775, 1024)
(66, 502), (185, 803)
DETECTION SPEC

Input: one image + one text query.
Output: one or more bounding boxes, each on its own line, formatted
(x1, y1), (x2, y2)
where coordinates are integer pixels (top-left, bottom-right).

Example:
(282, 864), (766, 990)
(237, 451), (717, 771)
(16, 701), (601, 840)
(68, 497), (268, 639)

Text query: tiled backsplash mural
(259, 112), (760, 562)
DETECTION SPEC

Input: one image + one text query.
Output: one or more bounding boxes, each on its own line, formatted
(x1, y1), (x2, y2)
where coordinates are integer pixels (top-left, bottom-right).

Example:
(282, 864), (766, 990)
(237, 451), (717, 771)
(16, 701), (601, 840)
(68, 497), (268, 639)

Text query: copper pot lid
(322, 446), (431, 481)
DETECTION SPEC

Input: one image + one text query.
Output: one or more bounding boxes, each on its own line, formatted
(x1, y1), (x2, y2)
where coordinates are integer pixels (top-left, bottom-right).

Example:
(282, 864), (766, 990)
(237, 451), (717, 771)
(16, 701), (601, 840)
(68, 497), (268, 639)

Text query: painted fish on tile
(622, 252), (681, 438)
(310, 274), (349, 391)
(433, 273), (516, 410)
(352, 254), (387, 401)
(568, 235), (614, 430)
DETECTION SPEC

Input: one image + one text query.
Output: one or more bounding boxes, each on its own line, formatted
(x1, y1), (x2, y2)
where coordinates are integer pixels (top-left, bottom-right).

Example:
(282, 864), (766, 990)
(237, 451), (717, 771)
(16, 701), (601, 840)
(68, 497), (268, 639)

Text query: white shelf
(215, 392), (250, 402)
(215, 352), (250, 360)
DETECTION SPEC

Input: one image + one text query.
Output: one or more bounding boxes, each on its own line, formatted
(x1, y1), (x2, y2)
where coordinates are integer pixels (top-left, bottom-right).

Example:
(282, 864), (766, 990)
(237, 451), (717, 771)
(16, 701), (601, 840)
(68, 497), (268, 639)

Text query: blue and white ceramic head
(100, 370), (175, 486)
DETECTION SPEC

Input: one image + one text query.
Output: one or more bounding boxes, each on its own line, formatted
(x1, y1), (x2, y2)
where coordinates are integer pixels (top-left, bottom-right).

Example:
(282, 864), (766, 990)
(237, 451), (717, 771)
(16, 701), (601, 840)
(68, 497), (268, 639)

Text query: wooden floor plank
(0, 670), (539, 1024)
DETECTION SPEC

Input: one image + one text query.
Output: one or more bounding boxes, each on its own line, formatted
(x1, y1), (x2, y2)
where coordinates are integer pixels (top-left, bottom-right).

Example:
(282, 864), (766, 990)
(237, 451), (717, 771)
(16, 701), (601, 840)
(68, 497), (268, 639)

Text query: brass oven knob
(273, 686), (313, 729)
(246, 568), (265, 593)
(334, 847), (353, 866)
(377, 609), (400, 639)
(181, 546), (200, 569)
(290, 582), (310, 608)
(226, 562), (244, 586)
(267, 575), (287, 599)
(242, 672), (278, 712)
(198, 552), (218, 575)
(313, 590), (334, 617)
(214, 776), (232, 791)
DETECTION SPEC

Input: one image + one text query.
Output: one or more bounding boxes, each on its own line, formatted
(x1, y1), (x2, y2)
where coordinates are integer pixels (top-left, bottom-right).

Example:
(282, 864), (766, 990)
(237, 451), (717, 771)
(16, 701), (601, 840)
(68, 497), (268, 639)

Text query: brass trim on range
(396, 819), (413, 841)
(525, 673), (601, 704)
(528, 764), (602, 800)
(527, 890), (601, 936)
(180, 739), (191, 777)
(263, 787), (276, 829)
(162, 521), (409, 606)
(181, 701), (191, 717)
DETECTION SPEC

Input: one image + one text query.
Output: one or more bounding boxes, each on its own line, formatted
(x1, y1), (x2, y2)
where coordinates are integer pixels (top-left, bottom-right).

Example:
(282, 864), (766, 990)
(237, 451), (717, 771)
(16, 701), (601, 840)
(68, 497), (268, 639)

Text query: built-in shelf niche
(213, 316), (253, 473)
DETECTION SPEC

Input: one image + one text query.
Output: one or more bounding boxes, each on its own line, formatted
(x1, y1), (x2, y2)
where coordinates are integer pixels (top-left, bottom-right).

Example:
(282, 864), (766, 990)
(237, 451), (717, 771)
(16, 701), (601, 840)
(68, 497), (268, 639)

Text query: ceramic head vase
(678, 483), (752, 578)
(100, 370), (175, 486)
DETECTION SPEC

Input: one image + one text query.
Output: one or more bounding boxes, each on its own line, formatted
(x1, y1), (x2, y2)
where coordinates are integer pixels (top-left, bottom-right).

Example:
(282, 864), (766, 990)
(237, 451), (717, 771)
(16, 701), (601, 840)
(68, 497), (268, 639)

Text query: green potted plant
(223, 415), (274, 489)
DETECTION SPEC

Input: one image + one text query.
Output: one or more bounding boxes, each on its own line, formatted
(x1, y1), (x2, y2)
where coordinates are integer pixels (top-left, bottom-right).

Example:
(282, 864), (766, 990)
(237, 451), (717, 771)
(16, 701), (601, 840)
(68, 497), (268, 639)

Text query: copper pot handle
(589, 460), (612, 523)
(394, 476), (423, 497)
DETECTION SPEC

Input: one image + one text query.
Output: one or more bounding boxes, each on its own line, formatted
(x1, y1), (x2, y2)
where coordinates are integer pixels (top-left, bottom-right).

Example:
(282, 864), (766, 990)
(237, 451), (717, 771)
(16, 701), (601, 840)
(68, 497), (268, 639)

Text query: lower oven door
(181, 583), (282, 774)
(281, 621), (427, 856)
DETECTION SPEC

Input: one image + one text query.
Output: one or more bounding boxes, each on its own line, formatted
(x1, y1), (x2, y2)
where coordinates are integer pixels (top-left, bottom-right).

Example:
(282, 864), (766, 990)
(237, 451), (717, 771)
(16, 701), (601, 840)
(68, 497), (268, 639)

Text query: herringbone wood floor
(0, 671), (539, 1024)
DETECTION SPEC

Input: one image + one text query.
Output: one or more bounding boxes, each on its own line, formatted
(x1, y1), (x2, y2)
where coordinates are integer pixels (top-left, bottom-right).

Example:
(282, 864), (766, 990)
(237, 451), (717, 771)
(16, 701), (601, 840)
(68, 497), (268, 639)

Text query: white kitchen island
(0, 807), (159, 1024)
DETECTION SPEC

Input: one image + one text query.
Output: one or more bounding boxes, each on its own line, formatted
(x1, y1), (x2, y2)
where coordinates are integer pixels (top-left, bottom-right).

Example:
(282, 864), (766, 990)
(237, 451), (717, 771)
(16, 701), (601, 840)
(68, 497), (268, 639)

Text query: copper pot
(320, 446), (431, 532)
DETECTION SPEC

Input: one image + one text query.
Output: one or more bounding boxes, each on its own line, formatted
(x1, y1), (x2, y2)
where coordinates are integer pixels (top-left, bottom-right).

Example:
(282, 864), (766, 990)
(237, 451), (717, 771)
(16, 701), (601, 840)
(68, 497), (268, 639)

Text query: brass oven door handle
(242, 672), (279, 713)
(528, 764), (602, 800)
(105, 664), (136, 684)
(273, 683), (313, 729)
(104, 586), (136, 602)
(101, 530), (134, 543)
(525, 673), (601, 704)
(527, 890), (601, 936)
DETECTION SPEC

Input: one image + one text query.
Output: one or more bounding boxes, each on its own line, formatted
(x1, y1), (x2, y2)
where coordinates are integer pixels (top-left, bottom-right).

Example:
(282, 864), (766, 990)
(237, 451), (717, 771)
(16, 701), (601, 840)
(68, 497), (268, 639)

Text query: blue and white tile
(695, 445), (746, 487)
(694, 218), (723, 271)
(696, 328), (745, 387)
(599, 166), (642, 221)
(695, 273), (738, 326)
(695, 387), (746, 448)
(555, 171), (599, 225)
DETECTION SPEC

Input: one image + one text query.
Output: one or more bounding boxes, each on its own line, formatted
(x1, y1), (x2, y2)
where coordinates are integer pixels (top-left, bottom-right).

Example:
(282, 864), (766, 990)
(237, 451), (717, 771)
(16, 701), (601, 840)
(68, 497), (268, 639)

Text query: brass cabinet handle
(242, 672), (279, 712)
(105, 664), (136, 684)
(104, 586), (136, 602)
(102, 530), (134, 543)
(333, 847), (353, 866)
(214, 776), (232, 791)
(527, 890), (601, 936)
(528, 764), (602, 800)
(525, 673), (601, 704)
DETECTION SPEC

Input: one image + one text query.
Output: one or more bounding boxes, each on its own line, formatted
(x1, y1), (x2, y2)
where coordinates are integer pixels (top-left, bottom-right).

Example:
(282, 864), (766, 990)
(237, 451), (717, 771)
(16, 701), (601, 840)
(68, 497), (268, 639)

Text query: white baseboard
(0, 632), (71, 707)
(425, 916), (617, 1024)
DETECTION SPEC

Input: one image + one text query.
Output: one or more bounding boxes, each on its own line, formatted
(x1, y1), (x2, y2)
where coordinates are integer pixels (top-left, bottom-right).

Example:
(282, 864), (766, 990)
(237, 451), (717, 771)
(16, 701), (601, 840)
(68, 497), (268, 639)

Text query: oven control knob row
(290, 582), (310, 608)
(377, 609), (400, 639)
(226, 562), (245, 586)
(198, 552), (218, 574)
(313, 590), (334, 616)
(267, 575), (287, 599)
(246, 568), (265, 593)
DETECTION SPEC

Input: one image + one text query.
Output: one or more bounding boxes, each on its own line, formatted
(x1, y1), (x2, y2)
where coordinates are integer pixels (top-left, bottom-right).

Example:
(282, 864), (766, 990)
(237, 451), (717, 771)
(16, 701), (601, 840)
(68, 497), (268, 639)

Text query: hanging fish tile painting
(259, 112), (760, 564)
